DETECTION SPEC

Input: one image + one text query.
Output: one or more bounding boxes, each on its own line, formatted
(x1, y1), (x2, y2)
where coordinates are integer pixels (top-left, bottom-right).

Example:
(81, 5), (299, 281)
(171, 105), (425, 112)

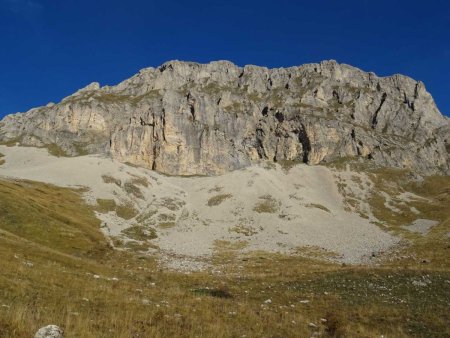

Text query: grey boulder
(34, 325), (64, 338)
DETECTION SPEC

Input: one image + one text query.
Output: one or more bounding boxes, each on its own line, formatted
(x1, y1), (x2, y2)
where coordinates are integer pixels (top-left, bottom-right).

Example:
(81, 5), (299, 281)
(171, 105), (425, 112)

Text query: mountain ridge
(1, 60), (449, 175)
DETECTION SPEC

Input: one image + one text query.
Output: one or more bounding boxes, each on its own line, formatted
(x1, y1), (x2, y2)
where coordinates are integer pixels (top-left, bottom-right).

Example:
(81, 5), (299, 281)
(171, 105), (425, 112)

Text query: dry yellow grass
(207, 193), (232, 206)
(0, 176), (449, 337)
(101, 175), (122, 186)
(253, 195), (279, 213)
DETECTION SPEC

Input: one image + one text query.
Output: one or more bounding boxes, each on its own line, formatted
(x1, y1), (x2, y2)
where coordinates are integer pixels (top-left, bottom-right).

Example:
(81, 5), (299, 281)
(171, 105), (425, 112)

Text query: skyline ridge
(1, 0), (449, 118)
(3, 58), (447, 118)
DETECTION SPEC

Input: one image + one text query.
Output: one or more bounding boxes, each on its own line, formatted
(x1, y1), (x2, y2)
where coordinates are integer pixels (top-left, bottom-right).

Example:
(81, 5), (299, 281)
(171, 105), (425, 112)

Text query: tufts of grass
(123, 182), (144, 199)
(123, 240), (151, 253)
(229, 224), (258, 236)
(111, 236), (124, 247)
(158, 222), (176, 229)
(0, 152), (4, 166)
(0, 136), (23, 147)
(1, 138), (70, 158)
(325, 156), (360, 171)
(304, 203), (331, 213)
(208, 185), (223, 193)
(160, 197), (185, 211)
(95, 199), (116, 213)
(294, 245), (339, 260)
(131, 176), (149, 187)
(101, 175), (122, 187)
(158, 213), (176, 222)
(263, 161), (277, 170)
(116, 201), (139, 220)
(207, 193), (232, 206)
(253, 195), (279, 213)
(124, 161), (140, 168)
(95, 199), (138, 220)
(191, 287), (233, 299)
(136, 210), (158, 223)
(73, 142), (89, 156)
(214, 240), (248, 252)
(278, 159), (303, 172)
(122, 225), (157, 241)
(45, 143), (68, 157)
(94, 93), (133, 104)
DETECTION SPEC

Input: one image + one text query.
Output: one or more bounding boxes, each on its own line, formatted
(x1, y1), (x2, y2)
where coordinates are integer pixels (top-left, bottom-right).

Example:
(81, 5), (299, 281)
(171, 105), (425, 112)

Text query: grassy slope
(0, 174), (449, 338)
(369, 169), (450, 269)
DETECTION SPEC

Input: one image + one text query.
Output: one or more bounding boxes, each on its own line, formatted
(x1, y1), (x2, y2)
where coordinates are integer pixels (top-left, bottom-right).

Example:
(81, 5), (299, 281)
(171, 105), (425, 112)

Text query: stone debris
(0, 145), (400, 271)
(402, 219), (439, 235)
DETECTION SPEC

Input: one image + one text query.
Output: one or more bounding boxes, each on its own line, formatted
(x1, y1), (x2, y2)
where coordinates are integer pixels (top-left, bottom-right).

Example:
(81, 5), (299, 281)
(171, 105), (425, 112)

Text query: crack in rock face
(0, 60), (449, 176)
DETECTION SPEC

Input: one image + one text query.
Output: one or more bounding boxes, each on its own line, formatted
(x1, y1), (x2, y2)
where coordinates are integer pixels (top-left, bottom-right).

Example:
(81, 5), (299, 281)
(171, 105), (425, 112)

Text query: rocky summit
(1, 60), (449, 175)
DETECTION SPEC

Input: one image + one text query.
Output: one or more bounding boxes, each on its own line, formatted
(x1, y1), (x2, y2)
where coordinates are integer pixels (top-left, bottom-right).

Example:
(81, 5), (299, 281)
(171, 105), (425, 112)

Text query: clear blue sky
(0, 0), (449, 118)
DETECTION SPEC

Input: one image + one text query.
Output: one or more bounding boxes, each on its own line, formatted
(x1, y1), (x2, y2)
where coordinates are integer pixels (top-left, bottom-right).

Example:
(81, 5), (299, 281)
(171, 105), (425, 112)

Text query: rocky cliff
(1, 60), (449, 175)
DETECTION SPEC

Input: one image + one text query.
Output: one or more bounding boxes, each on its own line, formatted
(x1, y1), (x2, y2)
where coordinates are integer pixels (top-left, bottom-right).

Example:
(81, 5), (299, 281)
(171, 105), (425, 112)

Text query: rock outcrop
(1, 60), (449, 175)
(34, 325), (64, 338)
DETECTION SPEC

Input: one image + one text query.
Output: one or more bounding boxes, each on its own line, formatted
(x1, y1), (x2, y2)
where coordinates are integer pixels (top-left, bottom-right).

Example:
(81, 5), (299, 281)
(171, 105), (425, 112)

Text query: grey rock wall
(1, 60), (448, 175)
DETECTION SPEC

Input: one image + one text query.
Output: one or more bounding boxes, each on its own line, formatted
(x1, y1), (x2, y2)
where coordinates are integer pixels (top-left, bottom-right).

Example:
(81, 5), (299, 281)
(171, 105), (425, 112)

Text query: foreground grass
(0, 178), (449, 337)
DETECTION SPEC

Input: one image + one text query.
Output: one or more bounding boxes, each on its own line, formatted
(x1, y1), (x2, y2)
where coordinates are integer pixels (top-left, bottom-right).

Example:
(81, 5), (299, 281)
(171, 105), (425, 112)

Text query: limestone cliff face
(1, 60), (449, 175)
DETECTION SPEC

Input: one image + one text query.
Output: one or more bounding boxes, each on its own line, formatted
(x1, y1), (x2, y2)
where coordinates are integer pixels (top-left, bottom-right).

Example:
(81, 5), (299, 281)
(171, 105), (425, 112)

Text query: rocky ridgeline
(1, 60), (448, 175)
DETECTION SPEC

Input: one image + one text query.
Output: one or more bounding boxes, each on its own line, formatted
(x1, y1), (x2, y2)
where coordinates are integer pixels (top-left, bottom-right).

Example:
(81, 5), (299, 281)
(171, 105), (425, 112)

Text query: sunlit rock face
(1, 60), (449, 175)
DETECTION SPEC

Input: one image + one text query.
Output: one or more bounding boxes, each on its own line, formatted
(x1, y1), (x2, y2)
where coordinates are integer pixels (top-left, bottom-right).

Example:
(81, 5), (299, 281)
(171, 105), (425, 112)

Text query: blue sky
(0, 0), (449, 118)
